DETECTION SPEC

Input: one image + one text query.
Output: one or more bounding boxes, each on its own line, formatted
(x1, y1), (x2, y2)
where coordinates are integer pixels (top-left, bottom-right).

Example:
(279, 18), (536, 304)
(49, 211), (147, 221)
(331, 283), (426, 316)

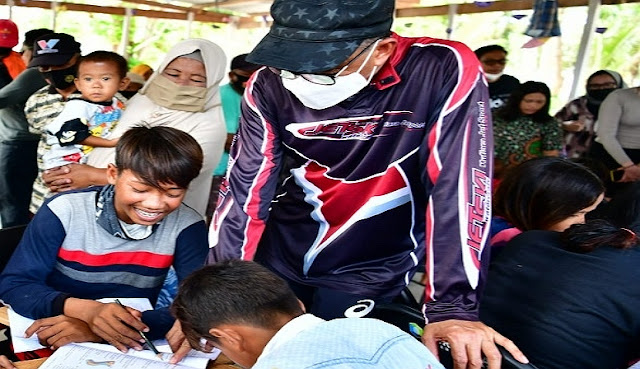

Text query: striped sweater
(0, 186), (208, 339)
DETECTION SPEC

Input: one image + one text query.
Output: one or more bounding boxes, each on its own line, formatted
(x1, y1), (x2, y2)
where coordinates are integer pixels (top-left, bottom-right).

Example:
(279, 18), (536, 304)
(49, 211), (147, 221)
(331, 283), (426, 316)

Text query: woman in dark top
(481, 183), (640, 369)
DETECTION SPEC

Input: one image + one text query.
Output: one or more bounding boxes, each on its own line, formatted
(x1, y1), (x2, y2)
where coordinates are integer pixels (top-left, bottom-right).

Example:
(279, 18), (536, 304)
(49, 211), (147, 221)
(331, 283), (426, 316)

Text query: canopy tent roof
(1, 0), (638, 27)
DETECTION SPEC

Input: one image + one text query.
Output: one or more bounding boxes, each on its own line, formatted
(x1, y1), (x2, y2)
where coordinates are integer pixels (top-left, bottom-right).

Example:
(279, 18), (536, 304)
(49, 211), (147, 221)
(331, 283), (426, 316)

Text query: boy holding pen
(0, 126), (208, 354)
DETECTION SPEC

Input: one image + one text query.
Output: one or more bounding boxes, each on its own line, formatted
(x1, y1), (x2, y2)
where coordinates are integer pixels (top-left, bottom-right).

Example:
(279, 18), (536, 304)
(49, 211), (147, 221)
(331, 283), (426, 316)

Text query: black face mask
(230, 72), (250, 95)
(41, 64), (77, 90)
(119, 90), (138, 99)
(587, 88), (616, 102)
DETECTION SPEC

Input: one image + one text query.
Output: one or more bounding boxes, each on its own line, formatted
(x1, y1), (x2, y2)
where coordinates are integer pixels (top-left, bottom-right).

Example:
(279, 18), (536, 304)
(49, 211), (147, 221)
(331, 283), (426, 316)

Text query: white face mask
(485, 72), (503, 82)
(282, 40), (380, 110)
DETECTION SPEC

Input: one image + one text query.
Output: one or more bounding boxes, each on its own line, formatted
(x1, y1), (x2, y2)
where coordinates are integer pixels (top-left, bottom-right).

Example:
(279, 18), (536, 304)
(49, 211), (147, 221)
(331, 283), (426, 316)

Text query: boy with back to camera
(42, 51), (128, 169)
(0, 126), (208, 353)
(171, 260), (441, 369)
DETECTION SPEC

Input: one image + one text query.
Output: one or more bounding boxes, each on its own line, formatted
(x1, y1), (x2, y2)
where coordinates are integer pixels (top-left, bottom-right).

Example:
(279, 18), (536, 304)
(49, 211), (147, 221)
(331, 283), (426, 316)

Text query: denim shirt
(253, 314), (442, 369)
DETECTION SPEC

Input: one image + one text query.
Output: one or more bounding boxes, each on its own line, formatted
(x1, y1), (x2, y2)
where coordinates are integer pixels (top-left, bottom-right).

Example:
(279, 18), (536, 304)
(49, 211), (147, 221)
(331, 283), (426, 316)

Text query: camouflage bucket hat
(247, 0), (394, 74)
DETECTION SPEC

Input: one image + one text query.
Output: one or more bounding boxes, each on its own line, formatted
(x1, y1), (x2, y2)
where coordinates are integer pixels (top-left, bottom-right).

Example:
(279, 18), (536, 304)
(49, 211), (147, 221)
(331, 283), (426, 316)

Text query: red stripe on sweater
(58, 248), (173, 268)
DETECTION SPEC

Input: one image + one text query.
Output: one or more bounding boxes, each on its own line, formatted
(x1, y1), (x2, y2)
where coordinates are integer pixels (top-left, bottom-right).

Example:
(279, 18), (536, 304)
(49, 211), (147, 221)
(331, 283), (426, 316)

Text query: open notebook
(7, 297), (219, 367)
(38, 342), (216, 369)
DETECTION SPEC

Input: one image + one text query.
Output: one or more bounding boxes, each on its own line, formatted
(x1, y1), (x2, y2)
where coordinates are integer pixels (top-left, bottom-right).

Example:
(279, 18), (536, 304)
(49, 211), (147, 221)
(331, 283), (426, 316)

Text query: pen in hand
(114, 299), (162, 359)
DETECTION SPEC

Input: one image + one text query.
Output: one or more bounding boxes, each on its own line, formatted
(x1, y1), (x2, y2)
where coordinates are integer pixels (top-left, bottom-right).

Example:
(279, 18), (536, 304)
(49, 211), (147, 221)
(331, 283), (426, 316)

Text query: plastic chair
(0, 224), (27, 273)
(369, 288), (539, 369)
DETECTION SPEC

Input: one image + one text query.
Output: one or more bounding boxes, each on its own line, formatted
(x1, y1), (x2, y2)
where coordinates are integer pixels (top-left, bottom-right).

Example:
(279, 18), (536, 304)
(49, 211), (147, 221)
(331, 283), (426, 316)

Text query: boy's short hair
(474, 44), (508, 59)
(172, 260), (304, 347)
(80, 51), (128, 78)
(115, 126), (203, 189)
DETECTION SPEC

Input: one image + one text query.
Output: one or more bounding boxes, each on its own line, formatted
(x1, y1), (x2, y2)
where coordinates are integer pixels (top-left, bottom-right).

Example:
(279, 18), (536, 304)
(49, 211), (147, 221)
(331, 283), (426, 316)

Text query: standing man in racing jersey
(208, 0), (527, 367)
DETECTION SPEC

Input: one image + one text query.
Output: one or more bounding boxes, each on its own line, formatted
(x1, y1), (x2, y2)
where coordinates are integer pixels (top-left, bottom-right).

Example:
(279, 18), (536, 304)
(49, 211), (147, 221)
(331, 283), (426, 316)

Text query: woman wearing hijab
(555, 70), (625, 159)
(43, 39), (227, 217)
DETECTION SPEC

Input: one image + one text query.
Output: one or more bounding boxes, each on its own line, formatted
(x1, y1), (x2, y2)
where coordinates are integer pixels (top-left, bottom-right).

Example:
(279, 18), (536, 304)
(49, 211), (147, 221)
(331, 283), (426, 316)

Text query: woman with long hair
(490, 157), (605, 254)
(493, 81), (562, 179)
(481, 182), (640, 369)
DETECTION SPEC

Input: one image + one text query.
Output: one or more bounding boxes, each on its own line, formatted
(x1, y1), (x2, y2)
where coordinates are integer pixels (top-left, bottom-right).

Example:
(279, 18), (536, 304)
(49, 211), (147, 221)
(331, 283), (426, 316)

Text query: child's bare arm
(81, 135), (119, 148)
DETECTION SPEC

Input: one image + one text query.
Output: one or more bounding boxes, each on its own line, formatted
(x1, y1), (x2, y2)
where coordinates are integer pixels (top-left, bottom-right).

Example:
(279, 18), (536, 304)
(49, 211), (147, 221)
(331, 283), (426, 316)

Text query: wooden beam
(395, 0), (640, 17)
(0, 0), (229, 22)
(121, 0), (190, 13)
(121, 0), (234, 17)
(196, 0), (269, 8)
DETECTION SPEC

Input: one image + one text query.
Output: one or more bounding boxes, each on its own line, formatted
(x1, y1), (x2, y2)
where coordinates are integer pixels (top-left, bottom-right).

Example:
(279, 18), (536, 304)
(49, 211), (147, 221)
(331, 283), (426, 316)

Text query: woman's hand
(42, 164), (108, 192)
(24, 315), (102, 350)
(561, 120), (584, 132)
(621, 165), (640, 182)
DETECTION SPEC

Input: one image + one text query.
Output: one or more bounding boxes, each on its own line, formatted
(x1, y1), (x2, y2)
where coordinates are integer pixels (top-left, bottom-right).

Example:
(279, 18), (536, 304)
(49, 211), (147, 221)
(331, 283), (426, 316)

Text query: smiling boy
(42, 51), (129, 170)
(0, 126), (208, 352)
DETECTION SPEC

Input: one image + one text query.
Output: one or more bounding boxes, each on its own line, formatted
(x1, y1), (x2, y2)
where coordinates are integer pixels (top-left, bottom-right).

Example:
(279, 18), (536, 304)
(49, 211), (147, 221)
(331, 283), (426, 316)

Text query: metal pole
(186, 12), (195, 38)
(119, 8), (133, 59)
(446, 4), (458, 40)
(50, 1), (58, 31)
(569, 0), (601, 99)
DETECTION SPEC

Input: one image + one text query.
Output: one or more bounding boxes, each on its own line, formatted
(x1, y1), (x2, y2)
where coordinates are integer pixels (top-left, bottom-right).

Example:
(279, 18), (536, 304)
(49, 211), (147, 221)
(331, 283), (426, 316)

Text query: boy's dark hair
(115, 126), (203, 189)
(474, 44), (508, 59)
(23, 28), (53, 49)
(494, 157), (604, 232)
(80, 51), (128, 78)
(495, 81), (552, 123)
(172, 260), (304, 347)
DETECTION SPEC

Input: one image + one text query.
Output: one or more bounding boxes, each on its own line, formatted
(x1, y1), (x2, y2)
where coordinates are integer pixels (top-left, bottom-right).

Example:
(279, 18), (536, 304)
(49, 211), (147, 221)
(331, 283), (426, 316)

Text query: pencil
(114, 299), (162, 358)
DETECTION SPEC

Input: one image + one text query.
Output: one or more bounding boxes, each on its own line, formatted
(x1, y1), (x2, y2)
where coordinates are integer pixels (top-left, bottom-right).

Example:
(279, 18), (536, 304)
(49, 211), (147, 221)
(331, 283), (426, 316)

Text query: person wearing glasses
(474, 45), (520, 111)
(203, 0), (529, 368)
(555, 70), (626, 160)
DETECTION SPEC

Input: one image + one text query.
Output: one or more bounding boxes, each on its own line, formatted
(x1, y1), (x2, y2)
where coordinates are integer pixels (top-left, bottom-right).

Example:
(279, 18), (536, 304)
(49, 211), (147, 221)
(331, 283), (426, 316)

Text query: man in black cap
(24, 32), (84, 215)
(0, 27), (51, 228)
(206, 1), (526, 367)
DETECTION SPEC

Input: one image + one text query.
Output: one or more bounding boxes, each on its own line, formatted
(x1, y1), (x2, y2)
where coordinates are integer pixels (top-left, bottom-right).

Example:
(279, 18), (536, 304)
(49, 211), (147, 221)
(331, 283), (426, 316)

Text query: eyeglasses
(268, 38), (381, 86)
(587, 82), (617, 89)
(480, 58), (507, 66)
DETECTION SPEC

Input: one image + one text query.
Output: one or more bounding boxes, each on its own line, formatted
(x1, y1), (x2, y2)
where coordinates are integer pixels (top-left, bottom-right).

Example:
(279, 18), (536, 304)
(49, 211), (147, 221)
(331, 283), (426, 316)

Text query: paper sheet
(78, 342), (214, 369)
(7, 308), (46, 353)
(38, 343), (207, 369)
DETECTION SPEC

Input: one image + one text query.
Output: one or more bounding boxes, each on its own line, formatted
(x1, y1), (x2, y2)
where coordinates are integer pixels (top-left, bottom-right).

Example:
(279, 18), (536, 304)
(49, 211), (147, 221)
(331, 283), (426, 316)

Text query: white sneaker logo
(343, 299), (375, 318)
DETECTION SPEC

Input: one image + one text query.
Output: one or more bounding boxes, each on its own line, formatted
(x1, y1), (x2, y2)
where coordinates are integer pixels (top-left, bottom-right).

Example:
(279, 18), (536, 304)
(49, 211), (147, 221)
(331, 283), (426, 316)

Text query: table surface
(0, 306), (236, 369)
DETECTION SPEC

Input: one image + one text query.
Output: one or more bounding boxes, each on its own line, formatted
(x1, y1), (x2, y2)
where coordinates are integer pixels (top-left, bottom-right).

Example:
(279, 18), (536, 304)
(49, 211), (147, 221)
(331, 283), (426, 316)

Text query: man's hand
(42, 164), (107, 192)
(422, 320), (528, 369)
(167, 320), (192, 364)
(24, 315), (101, 350)
(0, 355), (16, 369)
(86, 303), (148, 352)
(64, 298), (146, 352)
(166, 320), (215, 364)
